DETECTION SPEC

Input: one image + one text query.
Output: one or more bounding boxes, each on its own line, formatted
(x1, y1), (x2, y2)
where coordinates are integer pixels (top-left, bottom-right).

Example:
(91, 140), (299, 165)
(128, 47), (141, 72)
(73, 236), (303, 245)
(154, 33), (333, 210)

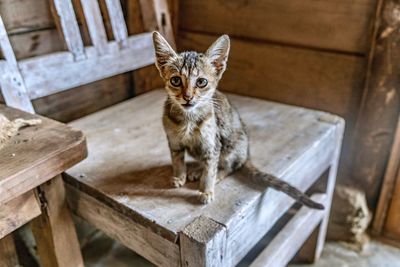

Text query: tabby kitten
(152, 32), (323, 209)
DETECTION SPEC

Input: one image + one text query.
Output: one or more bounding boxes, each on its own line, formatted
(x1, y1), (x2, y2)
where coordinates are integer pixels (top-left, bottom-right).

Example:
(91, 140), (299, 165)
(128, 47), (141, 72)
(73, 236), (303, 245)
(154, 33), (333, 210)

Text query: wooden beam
(0, 15), (34, 112)
(350, 0), (400, 207)
(180, 216), (228, 267)
(50, 0), (86, 60)
(0, 234), (19, 267)
(30, 175), (84, 267)
(0, 190), (41, 239)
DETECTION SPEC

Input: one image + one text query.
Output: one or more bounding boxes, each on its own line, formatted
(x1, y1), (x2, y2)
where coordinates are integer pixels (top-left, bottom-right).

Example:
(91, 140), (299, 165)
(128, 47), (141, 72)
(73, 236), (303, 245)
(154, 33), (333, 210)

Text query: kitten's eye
(196, 78), (208, 88)
(170, 76), (182, 87)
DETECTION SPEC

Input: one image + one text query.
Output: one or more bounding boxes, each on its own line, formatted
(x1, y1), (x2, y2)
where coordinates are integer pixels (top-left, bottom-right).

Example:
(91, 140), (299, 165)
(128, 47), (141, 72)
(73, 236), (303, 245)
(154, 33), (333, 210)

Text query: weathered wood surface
(250, 194), (326, 267)
(66, 90), (343, 264)
(0, 16), (34, 112)
(178, 32), (364, 120)
(33, 73), (132, 123)
(66, 183), (181, 267)
(0, 105), (87, 204)
(0, 0), (53, 34)
(50, 0), (85, 60)
(180, 216), (227, 267)
(0, 190), (41, 239)
(373, 117), (400, 234)
(31, 175), (84, 267)
(350, 0), (400, 206)
(13, 33), (153, 100)
(105, 0), (128, 47)
(384, 163), (400, 240)
(179, 0), (376, 53)
(0, 234), (19, 267)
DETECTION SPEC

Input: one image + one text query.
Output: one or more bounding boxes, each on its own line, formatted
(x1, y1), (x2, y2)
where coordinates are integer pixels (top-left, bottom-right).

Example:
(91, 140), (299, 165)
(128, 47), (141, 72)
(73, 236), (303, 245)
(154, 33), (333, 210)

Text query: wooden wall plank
(33, 73), (132, 122)
(178, 31), (365, 119)
(0, 0), (53, 34)
(179, 0), (376, 54)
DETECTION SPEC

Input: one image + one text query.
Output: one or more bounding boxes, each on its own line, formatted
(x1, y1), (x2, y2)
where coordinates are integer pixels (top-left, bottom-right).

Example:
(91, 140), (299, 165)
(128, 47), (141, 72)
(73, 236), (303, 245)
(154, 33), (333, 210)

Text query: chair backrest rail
(0, 17), (34, 112)
(0, 0), (175, 113)
(81, 0), (109, 55)
(17, 33), (153, 100)
(105, 0), (128, 48)
(53, 0), (86, 61)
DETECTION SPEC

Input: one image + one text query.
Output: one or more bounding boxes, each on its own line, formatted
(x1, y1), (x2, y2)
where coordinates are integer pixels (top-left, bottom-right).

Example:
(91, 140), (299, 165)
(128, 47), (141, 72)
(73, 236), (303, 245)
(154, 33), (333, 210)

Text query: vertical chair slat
(0, 16), (34, 113)
(105, 0), (128, 48)
(52, 0), (85, 60)
(80, 0), (108, 55)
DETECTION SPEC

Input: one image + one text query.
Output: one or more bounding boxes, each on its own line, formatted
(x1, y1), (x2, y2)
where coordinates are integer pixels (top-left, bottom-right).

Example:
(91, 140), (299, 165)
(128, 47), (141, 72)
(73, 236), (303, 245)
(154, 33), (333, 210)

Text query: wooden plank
(0, 190), (41, 239)
(7, 29), (64, 60)
(105, 0), (128, 48)
(384, 167), (400, 239)
(33, 73), (132, 123)
(178, 31), (365, 119)
(80, 0), (108, 55)
(0, 105), (87, 204)
(30, 175), (84, 267)
(0, 0), (53, 34)
(180, 216), (228, 267)
(0, 16), (34, 112)
(17, 33), (153, 100)
(350, 0), (400, 207)
(51, 0), (86, 60)
(65, 89), (342, 249)
(0, 234), (19, 267)
(179, 0), (376, 53)
(65, 183), (181, 267)
(373, 117), (400, 234)
(250, 194), (326, 267)
(127, 0), (164, 94)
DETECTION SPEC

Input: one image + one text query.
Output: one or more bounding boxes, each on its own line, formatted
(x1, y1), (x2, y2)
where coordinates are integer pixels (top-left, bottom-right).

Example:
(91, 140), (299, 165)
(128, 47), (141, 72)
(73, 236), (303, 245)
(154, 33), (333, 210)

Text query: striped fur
(152, 32), (323, 209)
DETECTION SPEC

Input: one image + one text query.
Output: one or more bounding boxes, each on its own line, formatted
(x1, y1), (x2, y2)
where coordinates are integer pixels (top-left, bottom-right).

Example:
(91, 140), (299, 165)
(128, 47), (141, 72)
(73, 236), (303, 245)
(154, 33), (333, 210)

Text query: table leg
(0, 234), (19, 267)
(30, 175), (84, 267)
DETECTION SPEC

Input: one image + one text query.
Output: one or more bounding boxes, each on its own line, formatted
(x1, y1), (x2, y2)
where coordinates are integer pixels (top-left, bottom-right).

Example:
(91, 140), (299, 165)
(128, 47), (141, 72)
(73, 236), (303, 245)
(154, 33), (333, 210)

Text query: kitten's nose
(183, 92), (193, 101)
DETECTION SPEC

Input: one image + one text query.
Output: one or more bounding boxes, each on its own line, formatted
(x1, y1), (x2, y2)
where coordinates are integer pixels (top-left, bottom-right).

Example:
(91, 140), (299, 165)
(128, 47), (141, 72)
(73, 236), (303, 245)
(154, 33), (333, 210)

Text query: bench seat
(65, 89), (344, 267)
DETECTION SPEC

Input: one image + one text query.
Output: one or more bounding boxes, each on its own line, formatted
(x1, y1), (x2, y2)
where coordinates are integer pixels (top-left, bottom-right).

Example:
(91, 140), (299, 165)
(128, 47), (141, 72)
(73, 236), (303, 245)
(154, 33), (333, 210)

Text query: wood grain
(31, 175), (84, 267)
(178, 31), (365, 119)
(350, 0), (400, 206)
(180, 216), (227, 267)
(0, 190), (41, 239)
(65, 89), (343, 265)
(66, 183), (180, 267)
(179, 0), (376, 53)
(0, 105), (87, 204)
(249, 194), (326, 267)
(0, 234), (19, 267)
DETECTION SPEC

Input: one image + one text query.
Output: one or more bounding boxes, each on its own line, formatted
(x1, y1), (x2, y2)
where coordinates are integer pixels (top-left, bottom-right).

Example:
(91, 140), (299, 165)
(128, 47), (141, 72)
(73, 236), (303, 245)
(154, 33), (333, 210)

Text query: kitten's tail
(241, 160), (324, 210)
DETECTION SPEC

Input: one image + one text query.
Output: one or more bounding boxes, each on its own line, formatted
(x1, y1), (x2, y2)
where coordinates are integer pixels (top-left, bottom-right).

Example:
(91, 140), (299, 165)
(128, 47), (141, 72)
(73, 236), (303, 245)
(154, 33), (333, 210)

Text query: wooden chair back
(0, 0), (175, 113)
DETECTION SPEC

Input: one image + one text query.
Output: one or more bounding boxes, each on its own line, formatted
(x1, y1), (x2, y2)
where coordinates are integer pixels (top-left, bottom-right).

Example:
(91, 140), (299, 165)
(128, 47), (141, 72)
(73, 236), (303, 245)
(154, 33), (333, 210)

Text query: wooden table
(0, 105), (87, 267)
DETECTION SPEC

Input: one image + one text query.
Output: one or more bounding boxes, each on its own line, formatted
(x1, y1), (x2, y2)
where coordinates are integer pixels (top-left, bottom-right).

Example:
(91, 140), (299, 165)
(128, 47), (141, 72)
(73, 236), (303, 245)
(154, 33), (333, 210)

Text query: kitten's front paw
(199, 191), (214, 204)
(187, 169), (202, 182)
(171, 176), (186, 188)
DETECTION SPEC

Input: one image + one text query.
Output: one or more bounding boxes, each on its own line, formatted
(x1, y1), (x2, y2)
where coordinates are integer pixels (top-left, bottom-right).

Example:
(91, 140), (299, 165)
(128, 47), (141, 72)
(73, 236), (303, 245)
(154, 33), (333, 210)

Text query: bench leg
(30, 175), (84, 267)
(180, 216), (227, 267)
(294, 122), (343, 263)
(0, 234), (19, 267)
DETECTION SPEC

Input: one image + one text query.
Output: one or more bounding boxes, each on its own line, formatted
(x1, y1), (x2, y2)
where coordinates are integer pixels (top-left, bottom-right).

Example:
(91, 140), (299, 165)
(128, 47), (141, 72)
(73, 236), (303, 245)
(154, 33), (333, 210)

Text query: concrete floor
(83, 232), (400, 267)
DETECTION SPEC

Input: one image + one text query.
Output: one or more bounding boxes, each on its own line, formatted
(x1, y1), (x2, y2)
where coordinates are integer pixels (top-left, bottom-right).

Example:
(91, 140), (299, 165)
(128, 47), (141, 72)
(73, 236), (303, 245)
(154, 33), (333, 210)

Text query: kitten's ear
(206, 35), (230, 77)
(152, 31), (177, 76)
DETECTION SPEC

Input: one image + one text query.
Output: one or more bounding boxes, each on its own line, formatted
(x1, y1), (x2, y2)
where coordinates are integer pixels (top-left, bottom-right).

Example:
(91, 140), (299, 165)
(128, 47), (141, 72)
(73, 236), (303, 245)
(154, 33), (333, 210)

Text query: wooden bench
(0, 0), (344, 266)
(0, 105), (86, 267)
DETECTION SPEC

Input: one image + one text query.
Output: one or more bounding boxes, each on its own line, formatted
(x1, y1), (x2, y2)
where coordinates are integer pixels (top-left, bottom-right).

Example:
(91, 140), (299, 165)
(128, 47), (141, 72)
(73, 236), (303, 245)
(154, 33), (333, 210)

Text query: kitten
(152, 32), (323, 209)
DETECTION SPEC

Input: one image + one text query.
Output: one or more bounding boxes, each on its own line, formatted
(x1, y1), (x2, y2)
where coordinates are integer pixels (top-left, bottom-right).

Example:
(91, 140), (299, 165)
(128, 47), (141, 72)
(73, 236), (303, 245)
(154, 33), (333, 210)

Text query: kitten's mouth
(182, 102), (194, 108)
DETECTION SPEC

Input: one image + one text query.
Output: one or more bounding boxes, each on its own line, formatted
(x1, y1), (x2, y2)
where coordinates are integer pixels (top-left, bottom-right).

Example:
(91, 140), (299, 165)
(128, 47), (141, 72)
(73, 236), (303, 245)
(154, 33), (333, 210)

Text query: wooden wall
(177, 1), (377, 198)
